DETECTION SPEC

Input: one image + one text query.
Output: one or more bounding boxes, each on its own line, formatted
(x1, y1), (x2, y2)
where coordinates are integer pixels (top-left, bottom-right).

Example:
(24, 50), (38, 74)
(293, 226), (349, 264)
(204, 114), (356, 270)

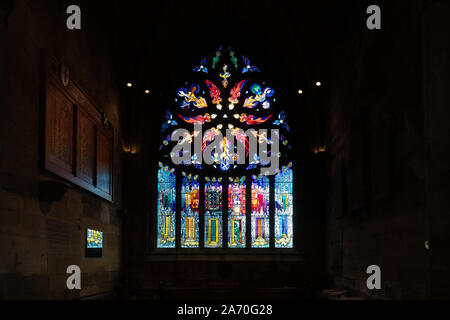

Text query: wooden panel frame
(42, 52), (114, 202)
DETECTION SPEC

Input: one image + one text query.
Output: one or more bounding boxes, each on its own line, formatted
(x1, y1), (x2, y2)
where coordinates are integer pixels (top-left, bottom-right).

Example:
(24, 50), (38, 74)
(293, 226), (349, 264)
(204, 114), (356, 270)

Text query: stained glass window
(275, 163), (293, 248)
(251, 175), (270, 248)
(227, 177), (247, 248)
(157, 163), (176, 248)
(204, 177), (223, 248)
(156, 47), (295, 251)
(180, 173), (200, 248)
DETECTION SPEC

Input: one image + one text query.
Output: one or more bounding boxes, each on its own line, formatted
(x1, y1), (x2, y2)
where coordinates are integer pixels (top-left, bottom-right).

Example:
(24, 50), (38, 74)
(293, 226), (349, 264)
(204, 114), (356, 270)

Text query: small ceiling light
(145, 89), (150, 94)
(228, 124), (234, 129)
(211, 114), (218, 119)
(216, 104), (223, 110)
(127, 82), (133, 87)
(228, 104), (235, 110)
(298, 89), (303, 95)
(234, 114), (240, 119)
(316, 81), (322, 87)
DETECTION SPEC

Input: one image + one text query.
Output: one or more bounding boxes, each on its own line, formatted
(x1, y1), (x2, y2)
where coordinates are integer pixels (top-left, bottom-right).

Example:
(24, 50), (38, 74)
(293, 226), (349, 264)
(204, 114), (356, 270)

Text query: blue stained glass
(181, 176), (200, 248)
(275, 167), (293, 248)
(157, 166), (176, 248)
(211, 220), (217, 241)
(251, 175), (270, 248)
(273, 111), (290, 132)
(281, 216), (287, 235)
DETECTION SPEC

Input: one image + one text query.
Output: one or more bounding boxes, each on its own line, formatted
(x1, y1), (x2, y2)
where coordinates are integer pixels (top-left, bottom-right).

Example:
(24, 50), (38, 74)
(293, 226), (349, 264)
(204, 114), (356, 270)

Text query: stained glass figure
(157, 163), (176, 248)
(204, 177), (223, 248)
(275, 164), (293, 248)
(181, 173), (200, 248)
(251, 175), (270, 248)
(227, 177), (246, 248)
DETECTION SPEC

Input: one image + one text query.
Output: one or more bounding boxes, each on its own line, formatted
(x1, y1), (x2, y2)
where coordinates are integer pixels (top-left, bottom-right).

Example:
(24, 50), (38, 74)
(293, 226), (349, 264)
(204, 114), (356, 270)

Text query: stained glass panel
(156, 164), (176, 248)
(204, 177), (223, 248)
(181, 173), (200, 248)
(251, 175), (270, 248)
(227, 177), (247, 248)
(275, 165), (293, 248)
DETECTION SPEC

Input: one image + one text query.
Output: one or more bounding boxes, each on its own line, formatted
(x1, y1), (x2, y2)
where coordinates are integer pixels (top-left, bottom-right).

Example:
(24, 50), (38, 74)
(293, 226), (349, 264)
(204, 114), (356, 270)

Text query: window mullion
(246, 175), (251, 250)
(269, 175), (275, 250)
(199, 177), (205, 249)
(175, 170), (182, 250)
(222, 180), (228, 250)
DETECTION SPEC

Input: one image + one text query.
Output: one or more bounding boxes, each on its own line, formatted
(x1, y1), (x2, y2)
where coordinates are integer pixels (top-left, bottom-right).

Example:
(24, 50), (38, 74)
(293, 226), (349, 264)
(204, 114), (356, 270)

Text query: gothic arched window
(156, 47), (294, 251)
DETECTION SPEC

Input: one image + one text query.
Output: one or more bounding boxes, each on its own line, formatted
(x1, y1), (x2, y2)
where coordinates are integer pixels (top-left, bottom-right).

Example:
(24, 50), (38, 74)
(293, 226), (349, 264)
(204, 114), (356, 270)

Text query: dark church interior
(0, 0), (449, 303)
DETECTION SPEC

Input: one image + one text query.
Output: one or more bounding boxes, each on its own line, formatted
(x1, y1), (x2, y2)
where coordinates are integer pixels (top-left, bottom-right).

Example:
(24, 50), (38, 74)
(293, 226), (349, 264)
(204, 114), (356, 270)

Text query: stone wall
(0, 0), (122, 299)
(422, 0), (450, 298)
(327, 0), (450, 299)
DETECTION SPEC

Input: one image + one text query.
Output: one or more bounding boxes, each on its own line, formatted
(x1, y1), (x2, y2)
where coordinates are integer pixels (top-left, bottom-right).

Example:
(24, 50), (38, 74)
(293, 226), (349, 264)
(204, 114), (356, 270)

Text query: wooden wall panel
(97, 131), (112, 195)
(43, 53), (114, 202)
(45, 80), (74, 174)
(76, 108), (96, 186)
